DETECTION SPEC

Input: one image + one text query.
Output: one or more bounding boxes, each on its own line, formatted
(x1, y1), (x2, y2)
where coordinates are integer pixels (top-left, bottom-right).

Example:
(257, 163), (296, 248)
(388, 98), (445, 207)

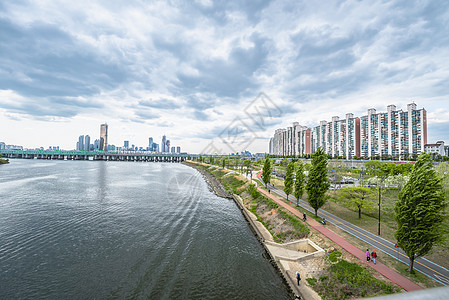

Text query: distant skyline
(1, 1), (449, 153)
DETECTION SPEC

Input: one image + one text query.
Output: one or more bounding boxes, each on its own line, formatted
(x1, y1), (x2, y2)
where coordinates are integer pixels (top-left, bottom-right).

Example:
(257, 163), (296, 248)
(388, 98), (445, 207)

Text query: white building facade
(269, 103), (427, 159)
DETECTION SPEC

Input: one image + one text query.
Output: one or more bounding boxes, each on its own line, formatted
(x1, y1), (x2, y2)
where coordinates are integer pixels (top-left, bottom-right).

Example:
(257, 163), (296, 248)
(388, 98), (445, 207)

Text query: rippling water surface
(0, 160), (290, 299)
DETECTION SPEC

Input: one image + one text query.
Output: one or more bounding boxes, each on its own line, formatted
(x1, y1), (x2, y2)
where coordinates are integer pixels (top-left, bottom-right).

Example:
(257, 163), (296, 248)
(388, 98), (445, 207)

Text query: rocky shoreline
(183, 162), (233, 199)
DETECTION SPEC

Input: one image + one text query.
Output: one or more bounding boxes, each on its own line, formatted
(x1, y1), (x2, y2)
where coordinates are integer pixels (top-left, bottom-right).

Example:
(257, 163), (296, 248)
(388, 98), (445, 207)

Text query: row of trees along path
(261, 150), (447, 278)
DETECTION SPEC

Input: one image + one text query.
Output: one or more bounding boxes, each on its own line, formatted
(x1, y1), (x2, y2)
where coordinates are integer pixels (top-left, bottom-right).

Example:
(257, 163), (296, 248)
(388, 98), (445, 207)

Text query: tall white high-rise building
(269, 103), (426, 159)
(360, 103), (427, 157)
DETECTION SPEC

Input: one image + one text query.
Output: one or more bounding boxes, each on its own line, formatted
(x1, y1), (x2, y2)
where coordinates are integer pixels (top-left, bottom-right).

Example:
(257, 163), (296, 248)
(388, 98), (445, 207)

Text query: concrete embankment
(184, 162), (318, 299)
(233, 193), (322, 300)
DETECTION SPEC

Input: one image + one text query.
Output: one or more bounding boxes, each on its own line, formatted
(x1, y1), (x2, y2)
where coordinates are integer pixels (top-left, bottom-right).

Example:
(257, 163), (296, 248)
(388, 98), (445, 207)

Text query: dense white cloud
(0, 0), (448, 153)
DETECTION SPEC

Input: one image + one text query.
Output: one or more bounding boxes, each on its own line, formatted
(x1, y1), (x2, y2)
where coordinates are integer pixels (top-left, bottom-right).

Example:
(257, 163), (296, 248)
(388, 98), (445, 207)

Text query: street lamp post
(378, 184), (381, 236)
(378, 175), (386, 236)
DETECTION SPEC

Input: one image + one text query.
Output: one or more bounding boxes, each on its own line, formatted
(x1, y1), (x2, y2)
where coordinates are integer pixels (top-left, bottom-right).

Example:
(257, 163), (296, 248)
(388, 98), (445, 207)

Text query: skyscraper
(94, 139), (100, 150)
(161, 135), (166, 152)
(176, 146), (181, 153)
(78, 135), (84, 151)
(166, 140), (170, 153)
(100, 123), (108, 151)
(84, 135), (90, 151)
(124, 140), (129, 150)
(148, 137), (153, 151)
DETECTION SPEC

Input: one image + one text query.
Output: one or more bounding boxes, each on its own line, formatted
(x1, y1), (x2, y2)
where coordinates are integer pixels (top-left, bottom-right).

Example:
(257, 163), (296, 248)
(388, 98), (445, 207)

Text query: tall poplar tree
(395, 153), (446, 272)
(262, 157), (271, 187)
(284, 161), (294, 200)
(306, 147), (330, 216)
(294, 161), (305, 204)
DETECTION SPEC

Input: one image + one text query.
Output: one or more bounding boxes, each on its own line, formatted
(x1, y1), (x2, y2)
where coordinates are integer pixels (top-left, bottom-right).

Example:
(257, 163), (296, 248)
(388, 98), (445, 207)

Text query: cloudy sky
(1, 0), (449, 154)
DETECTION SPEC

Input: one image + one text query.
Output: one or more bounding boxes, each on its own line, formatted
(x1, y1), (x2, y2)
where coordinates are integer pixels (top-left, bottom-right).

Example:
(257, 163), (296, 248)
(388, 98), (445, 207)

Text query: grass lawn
(307, 252), (401, 299)
(328, 224), (441, 289)
(260, 179), (447, 288)
(324, 188), (449, 270)
(190, 161), (448, 287)
(271, 178), (285, 190)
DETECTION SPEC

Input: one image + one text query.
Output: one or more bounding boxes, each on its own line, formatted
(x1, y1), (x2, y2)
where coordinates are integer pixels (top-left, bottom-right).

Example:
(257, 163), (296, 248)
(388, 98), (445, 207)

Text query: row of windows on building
(75, 125), (181, 154)
(269, 103), (428, 159)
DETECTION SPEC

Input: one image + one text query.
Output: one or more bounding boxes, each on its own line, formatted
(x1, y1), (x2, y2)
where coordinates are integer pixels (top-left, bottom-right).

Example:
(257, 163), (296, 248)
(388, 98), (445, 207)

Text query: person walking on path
(371, 250), (377, 264)
(366, 249), (371, 262)
(303, 213), (307, 221)
(296, 272), (301, 285)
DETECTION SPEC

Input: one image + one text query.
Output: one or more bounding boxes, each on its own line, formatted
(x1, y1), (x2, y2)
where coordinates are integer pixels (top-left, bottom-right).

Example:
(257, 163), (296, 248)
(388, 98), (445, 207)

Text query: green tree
(281, 158), (289, 168)
(384, 174), (409, 191)
(303, 162), (311, 171)
(435, 162), (449, 200)
(284, 161), (294, 200)
(262, 157), (272, 188)
(0, 153), (9, 165)
(294, 161), (305, 203)
(243, 160), (251, 178)
(222, 158), (226, 169)
(394, 153), (447, 272)
(337, 187), (376, 219)
(364, 160), (383, 176)
(306, 147), (330, 216)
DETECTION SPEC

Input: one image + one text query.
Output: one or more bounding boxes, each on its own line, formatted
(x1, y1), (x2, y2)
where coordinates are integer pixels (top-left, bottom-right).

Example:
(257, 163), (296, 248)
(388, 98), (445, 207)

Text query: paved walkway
(256, 184), (422, 292)
(254, 169), (449, 286)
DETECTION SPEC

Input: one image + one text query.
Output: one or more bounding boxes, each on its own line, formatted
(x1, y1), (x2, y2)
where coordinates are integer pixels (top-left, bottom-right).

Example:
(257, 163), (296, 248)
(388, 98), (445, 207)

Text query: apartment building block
(269, 103), (426, 159)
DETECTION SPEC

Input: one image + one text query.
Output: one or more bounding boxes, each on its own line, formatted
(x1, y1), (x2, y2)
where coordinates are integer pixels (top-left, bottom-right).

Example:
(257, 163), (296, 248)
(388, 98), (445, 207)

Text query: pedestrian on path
(366, 249), (371, 262)
(371, 250), (377, 264)
(296, 272), (301, 285)
(303, 213), (307, 222)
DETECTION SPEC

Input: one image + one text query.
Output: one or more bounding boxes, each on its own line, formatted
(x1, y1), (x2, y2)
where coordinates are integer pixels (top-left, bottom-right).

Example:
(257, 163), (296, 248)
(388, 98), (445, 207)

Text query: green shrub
(326, 250), (342, 263)
(221, 176), (245, 194)
(306, 277), (317, 287)
(247, 183), (262, 199)
(278, 210), (310, 236)
(212, 169), (226, 178)
(310, 259), (400, 299)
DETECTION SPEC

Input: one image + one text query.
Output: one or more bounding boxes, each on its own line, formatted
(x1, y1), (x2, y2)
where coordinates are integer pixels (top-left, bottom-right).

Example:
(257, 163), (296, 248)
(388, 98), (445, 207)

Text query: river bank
(184, 161), (406, 300)
(183, 161), (316, 299)
(184, 162), (233, 199)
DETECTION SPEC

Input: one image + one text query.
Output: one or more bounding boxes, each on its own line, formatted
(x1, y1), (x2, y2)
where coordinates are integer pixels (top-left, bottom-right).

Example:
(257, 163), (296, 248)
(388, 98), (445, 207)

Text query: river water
(0, 160), (290, 299)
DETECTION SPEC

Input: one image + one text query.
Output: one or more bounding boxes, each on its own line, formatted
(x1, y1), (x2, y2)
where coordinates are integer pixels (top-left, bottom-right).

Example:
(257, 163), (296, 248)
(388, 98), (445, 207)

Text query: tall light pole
(378, 175), (386, 236)
(378, 184), (381, 236)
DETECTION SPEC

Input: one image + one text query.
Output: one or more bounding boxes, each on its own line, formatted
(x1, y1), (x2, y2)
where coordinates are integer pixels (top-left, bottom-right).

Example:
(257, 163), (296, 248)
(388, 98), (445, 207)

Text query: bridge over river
(0, 150), (187, 162)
